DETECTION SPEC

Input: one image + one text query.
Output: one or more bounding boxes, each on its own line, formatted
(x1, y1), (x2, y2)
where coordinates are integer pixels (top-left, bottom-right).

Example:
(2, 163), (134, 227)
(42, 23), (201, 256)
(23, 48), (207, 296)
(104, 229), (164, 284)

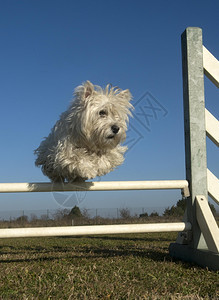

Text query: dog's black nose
(111, 125), (120, 134)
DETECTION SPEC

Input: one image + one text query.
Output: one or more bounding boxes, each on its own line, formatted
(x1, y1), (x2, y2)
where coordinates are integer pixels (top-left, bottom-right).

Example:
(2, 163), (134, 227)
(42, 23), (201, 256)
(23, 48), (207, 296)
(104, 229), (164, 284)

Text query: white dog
(35, 81), (133, 182)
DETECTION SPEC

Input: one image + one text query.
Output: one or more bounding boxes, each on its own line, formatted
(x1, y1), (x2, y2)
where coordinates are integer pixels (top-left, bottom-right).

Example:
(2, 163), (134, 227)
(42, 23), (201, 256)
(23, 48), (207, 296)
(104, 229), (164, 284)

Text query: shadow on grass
(0, 244), (201, 270)
(0, 247), (170, 264)
(0, 234), (198, 270)
(85, 235), (174, 242)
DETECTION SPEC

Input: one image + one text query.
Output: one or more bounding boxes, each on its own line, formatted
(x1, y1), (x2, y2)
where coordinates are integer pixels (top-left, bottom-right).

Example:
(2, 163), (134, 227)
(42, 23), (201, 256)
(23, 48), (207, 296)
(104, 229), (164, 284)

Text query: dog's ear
(74, 81), (94, 102)
(84, 81), (94, 99)
(117, 89), (134, 115)
(118, 89), (132, 103)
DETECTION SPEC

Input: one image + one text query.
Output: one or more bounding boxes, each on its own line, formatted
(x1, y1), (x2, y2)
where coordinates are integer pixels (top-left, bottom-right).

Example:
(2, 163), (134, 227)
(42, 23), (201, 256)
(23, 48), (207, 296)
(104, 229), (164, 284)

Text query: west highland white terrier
(35, 81), (133, 182)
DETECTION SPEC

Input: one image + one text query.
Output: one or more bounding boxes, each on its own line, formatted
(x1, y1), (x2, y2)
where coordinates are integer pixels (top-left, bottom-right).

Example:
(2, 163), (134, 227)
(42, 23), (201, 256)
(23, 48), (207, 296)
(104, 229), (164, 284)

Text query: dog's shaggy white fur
(35, 81), (133, 182)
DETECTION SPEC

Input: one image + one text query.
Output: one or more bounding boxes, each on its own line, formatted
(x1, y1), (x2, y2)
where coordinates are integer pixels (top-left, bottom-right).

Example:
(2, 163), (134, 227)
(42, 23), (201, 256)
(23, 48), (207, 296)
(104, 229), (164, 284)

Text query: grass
(0, 232), (218, 299)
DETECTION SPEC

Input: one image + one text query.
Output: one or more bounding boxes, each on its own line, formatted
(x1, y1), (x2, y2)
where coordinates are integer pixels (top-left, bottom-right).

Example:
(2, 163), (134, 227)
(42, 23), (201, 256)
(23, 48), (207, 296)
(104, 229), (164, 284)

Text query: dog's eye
(99, 110), (107, 116)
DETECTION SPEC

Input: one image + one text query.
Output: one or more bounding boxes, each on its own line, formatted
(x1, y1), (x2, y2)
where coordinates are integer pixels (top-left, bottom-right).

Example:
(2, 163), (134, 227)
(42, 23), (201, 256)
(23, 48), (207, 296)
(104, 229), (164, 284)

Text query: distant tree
(163, 198), (216, 217)
(41, 214), (49, 221)
(176, 198), (186, 211)
(163, 198), (186, 217)
(150, 211), (159, 217)
(69, 206), (83, 219)
(119, 208), (131, 219)
(163, 205), (184, 217)
(16, 215), (28, 223)
(139, 212), (148, 218)
(53, 209), (70, 220)
(163, 207), (170, 217)
(30, 213), (38, 222)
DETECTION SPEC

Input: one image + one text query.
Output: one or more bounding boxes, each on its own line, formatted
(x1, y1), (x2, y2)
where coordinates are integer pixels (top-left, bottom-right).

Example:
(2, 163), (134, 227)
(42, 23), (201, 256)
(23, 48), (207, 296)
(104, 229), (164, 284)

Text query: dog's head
(69, 81), (133, 152)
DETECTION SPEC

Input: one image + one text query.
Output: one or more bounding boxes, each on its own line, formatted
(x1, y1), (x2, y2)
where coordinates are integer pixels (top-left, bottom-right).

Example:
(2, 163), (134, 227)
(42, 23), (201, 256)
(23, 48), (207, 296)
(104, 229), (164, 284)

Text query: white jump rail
(0, 222), (192, 239)
(205, 108), (219, 147)
(0, 180), (190, 197)
(0, 180), (190, 239)
(207, 169), (219, 205)
(203, 46), (219, 88)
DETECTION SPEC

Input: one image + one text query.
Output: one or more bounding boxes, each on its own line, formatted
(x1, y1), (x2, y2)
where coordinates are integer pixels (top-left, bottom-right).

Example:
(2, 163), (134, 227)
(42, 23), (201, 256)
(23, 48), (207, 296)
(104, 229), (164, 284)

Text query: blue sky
(0, 0), (218, 215)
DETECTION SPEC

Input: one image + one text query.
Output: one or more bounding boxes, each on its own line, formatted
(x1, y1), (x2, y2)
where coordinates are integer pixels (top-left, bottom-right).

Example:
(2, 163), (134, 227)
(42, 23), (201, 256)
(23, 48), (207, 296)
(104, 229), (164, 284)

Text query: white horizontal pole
(0, 222), (192, 239)
(0, 180), (190, 197)
(203, 46), (219, 88)
(205, 108), (219, 147)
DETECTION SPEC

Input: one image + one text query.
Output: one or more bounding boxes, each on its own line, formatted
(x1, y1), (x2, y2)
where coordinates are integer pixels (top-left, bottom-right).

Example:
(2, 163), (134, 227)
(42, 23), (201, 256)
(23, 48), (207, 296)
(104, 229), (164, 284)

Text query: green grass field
(0, 232), (218, 299)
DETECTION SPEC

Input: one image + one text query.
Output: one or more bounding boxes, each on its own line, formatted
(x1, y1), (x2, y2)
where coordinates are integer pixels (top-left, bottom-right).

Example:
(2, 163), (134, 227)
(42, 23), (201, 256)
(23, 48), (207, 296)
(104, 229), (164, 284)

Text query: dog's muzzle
(111, 125), (120, 134)
(107, 125), (120, 139)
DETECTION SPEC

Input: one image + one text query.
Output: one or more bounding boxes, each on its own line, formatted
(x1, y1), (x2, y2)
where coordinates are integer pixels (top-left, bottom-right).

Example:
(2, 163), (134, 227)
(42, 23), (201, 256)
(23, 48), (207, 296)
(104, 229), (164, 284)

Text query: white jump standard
(169, 27), (219, 271)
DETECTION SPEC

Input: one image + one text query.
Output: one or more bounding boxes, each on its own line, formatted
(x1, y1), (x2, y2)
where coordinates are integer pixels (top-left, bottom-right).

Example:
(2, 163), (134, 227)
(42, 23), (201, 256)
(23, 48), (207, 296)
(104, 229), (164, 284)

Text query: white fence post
(182, 27), (208, 249)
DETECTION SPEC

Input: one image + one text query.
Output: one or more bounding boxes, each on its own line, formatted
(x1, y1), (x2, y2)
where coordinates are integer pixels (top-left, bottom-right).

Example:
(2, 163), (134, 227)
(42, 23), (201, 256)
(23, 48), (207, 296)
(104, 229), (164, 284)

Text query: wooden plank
(203, 46), (219, 88)
(207, 169), (219, 204)
(196, 195), (219, 253)
(205, 109), (219, 147)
